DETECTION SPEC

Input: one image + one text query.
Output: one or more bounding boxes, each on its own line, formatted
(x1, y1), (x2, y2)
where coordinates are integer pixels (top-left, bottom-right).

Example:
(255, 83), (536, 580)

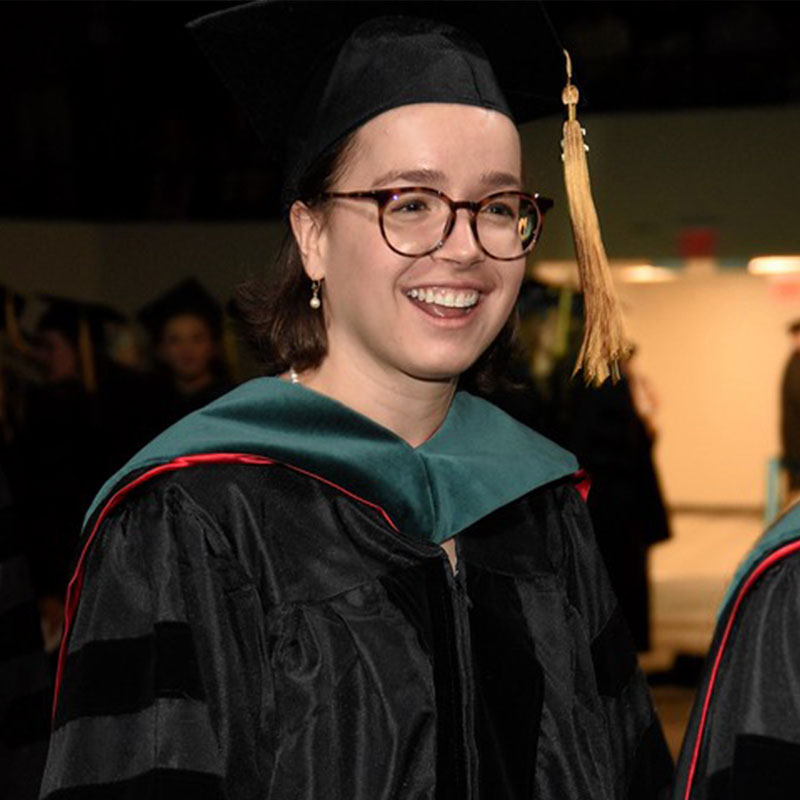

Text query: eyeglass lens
(382, 192), (540, 258)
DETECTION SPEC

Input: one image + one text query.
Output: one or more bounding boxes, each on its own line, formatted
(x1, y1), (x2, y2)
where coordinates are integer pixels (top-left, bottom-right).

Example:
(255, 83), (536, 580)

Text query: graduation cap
(36, 295), (128, 393)
(189, 0), (629, 385)
(137, 278), (224, 343)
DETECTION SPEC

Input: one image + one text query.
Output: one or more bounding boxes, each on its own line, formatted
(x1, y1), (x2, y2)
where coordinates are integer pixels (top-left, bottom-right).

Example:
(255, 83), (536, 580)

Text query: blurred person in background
(568, 351), (671, 652)
(12, 297), (149, 652)
(1, 287), (51, 800)
(781, 318), (800, 505)
(624, 345), (660, 440)
(138, 277), (234, 435)
(1, 447), (52, 800)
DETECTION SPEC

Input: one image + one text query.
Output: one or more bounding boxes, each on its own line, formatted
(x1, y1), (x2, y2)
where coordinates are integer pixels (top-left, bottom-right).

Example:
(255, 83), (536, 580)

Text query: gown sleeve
(559, 484), (674, 800)
(39, 478), (275, 799)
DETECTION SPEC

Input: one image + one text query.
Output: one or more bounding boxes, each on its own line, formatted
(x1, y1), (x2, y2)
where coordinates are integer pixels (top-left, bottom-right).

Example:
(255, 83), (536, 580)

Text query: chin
(400, 350), (484, 383)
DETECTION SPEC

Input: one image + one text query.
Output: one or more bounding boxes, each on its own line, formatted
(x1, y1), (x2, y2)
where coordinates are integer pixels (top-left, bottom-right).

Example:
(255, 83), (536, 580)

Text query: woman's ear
(289, 201), (325, 281)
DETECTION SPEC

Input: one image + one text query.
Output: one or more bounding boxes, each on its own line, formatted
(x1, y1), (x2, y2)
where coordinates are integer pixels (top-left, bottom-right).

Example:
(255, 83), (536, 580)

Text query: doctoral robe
(41, 378), (672, 799)
(673, 503), (800, 800)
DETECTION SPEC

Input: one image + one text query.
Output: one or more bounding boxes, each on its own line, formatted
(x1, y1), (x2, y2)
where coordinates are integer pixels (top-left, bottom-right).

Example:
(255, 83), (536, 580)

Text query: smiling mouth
(403, 286), (483, 321)
(405, 287), (481, 309)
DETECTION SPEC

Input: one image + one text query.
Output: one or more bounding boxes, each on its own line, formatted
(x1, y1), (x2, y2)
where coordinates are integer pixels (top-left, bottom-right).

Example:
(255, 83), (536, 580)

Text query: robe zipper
(440, 547), (478, 800)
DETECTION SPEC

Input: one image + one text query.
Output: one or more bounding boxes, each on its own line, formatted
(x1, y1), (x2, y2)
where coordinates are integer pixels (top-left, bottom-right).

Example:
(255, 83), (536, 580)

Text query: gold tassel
(78, 316), (98, 394)
(561, 50), (631, 386)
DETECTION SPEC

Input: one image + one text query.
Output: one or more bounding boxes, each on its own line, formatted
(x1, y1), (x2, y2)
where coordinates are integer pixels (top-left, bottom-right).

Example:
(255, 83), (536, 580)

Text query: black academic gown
(673, 503), (800, 800)
(40, 379), (672, 800)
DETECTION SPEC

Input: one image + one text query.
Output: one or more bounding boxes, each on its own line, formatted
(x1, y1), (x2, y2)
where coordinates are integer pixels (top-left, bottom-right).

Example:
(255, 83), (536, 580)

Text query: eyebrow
(369, 168), (522, 191)
(370, 168), (446, 188)
(480, 170), (523, 191)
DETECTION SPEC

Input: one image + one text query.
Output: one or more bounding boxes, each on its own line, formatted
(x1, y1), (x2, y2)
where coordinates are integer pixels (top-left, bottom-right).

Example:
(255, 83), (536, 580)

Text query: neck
(298, 354), (457, 448)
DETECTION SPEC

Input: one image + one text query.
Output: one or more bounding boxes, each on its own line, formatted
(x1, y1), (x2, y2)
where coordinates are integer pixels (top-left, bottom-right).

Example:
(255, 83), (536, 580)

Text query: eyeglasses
(317, 187), (553, 261)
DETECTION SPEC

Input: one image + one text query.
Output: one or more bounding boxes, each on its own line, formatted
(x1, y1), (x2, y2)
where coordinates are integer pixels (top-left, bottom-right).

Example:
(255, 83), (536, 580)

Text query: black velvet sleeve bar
(458, 481), (673, 799)
(40, 479), (274, 799)
(558, 485), (673, 799)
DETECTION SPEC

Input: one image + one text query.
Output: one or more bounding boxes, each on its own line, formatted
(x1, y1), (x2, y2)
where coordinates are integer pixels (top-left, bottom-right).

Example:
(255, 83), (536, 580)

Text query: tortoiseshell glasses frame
(317, 186), (554, 261)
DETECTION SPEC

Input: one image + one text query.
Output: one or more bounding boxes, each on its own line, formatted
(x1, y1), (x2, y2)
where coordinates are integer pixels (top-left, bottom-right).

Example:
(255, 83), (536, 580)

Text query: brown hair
(234, 132), (520, 393)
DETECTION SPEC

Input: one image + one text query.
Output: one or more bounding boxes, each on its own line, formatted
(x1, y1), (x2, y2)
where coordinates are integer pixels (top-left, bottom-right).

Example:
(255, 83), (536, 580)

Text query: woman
(40, 4), (672, 799)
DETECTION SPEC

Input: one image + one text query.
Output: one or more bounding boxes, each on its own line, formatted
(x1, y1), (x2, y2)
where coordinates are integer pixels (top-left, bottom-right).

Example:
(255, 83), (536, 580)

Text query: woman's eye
(391, 200), (429, 213)
(483, 203), (515, 218)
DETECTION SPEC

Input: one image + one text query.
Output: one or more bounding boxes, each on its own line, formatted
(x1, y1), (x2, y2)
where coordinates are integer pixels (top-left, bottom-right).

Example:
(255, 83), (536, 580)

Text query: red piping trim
(573, 469), (592, 502)
(683, 538), (800, 799)
(52, 452), (398, 722)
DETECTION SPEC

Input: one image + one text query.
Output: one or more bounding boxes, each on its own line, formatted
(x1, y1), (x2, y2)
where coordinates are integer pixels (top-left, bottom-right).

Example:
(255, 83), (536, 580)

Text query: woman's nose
(435, 209), (483, 264)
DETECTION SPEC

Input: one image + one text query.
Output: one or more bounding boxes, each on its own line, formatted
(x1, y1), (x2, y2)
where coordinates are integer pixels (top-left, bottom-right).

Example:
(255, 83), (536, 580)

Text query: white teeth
(406, 287), (480, 308)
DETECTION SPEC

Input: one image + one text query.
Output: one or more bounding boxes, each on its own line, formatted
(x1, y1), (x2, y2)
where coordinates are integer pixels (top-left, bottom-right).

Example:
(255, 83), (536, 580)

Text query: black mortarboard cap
(137, 278), (223, 342)
(36, 295), (128, 392)
(37, 295), (126, 346)
(189, 0), (630, 385)
(188, 1), (562, 214)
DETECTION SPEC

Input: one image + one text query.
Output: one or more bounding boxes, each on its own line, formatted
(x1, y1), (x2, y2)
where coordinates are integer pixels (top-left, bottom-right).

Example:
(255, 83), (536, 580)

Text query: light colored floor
(650, 684), (696, 761)
(641, 511), (763, 672)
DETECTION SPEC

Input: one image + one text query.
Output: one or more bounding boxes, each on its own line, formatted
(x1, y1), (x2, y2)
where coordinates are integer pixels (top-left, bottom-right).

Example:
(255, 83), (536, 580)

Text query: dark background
(2, 1), (797, 221)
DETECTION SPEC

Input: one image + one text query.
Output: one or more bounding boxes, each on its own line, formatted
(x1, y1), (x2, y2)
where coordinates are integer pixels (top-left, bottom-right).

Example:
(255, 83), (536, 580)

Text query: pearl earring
(309, 279), (321, 310)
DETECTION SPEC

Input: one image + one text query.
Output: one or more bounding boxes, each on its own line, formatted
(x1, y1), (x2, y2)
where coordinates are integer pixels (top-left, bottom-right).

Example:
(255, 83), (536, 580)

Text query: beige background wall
(618, 270), (798, 510)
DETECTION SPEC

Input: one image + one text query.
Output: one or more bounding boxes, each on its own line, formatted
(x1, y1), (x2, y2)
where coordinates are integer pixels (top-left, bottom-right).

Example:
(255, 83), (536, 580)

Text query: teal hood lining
(720, 502), (800, 614)
(85, 378), (578, 544)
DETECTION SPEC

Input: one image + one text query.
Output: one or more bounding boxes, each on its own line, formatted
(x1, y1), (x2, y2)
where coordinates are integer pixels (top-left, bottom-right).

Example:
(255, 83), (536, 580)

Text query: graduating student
(41, 3), (672, 798)
(14, 298), (144, 618)
(673, 501), (800, 800)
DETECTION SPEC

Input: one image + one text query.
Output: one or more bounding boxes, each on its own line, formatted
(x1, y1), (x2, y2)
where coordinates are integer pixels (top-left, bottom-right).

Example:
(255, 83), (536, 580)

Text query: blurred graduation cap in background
(137, 277), (224, 344)
(189, 0), (629, 385)
(36, 295), (128, 393)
